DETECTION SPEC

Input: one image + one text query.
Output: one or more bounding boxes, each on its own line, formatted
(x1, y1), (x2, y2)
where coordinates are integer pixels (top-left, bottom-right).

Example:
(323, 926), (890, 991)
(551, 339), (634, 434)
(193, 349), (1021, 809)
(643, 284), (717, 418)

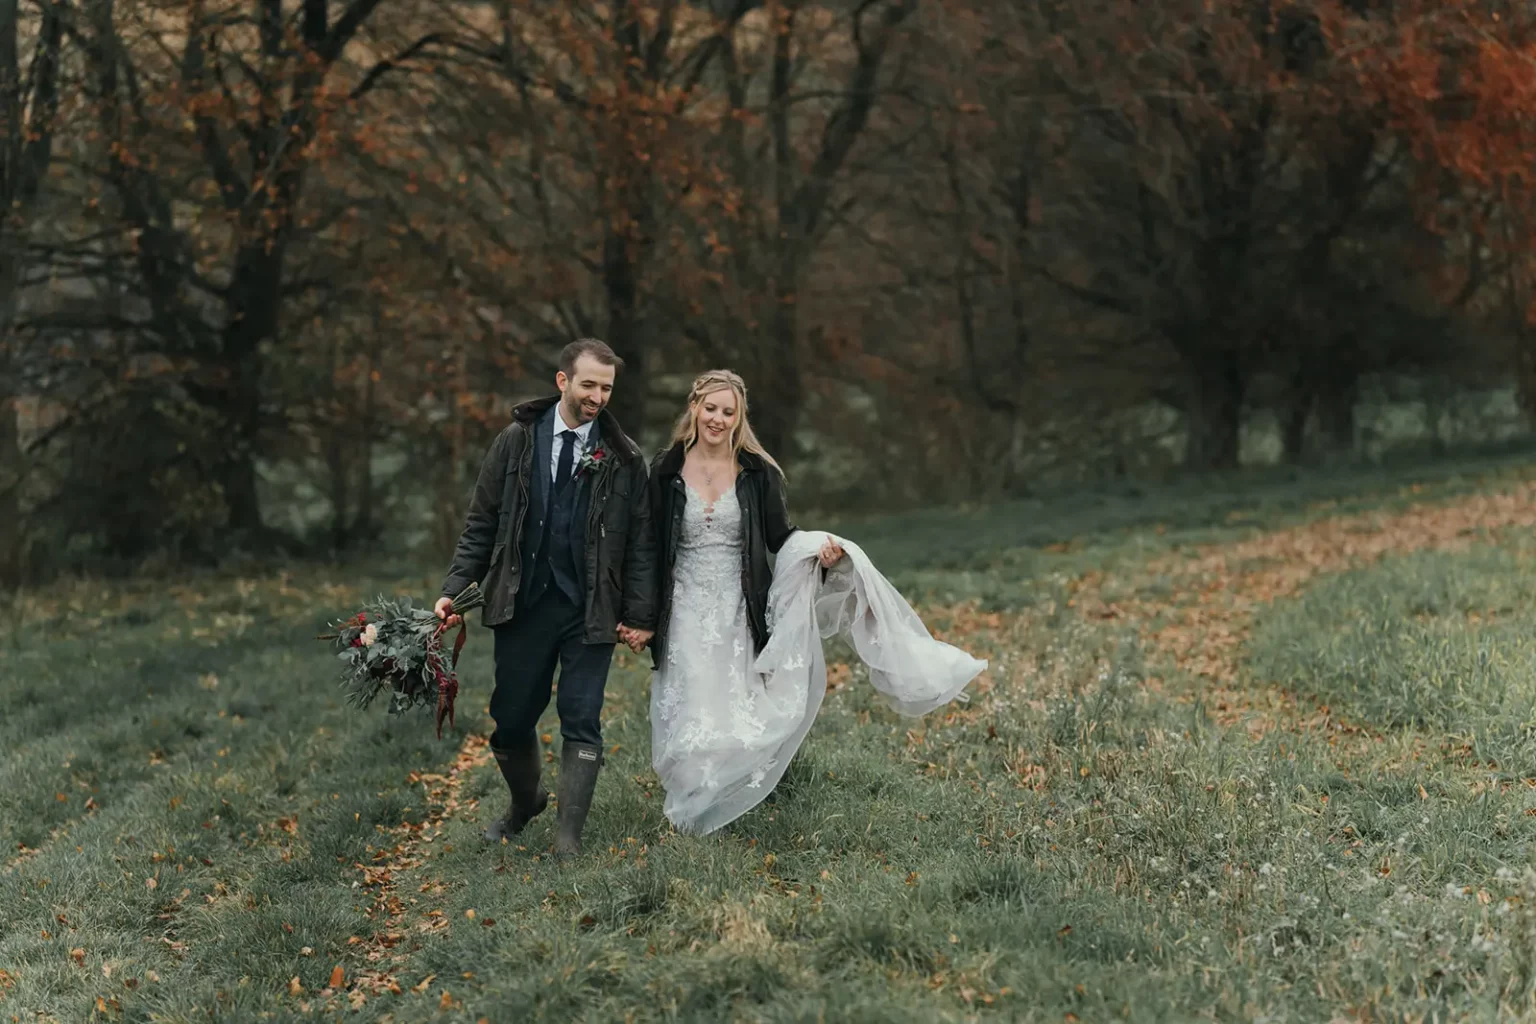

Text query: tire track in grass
(3, 811), (96, 875)
(324, 732), (493, 1014)
(285, 617), (638, 1012)
(1069, 480), (1536, 738)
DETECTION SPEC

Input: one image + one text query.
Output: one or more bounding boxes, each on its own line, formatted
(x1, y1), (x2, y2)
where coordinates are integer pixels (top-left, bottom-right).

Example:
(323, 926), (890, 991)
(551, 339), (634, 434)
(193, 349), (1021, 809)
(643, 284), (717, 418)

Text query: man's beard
(563, 393), (602, 423)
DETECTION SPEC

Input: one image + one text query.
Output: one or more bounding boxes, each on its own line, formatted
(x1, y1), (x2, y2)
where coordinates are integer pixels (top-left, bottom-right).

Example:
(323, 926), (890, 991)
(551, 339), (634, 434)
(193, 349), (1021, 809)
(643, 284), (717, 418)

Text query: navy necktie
(555, 429), (576, 491)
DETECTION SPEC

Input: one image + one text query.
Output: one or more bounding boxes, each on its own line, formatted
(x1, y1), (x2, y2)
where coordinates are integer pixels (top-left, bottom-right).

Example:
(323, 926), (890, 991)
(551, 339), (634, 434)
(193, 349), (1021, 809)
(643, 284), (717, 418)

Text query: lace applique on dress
(650, 484), (792, 831)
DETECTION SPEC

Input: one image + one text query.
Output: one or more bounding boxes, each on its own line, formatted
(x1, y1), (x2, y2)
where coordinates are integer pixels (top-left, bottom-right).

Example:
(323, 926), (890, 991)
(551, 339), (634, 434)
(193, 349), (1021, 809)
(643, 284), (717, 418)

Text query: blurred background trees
(4, 0), (1536, 580)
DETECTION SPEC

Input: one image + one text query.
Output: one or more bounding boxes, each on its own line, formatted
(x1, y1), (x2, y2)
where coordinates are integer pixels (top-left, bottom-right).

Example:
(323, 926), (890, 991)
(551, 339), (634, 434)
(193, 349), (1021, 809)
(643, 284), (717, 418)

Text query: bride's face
(694, 387), (739, 448)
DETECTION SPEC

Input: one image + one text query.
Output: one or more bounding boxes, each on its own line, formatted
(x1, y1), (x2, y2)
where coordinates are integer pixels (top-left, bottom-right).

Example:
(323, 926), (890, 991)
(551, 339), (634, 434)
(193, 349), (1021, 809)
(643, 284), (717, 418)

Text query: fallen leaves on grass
(346, 734), (493, 995)
(1069, 480), (1536, 737)
(826, 661), (853, 690)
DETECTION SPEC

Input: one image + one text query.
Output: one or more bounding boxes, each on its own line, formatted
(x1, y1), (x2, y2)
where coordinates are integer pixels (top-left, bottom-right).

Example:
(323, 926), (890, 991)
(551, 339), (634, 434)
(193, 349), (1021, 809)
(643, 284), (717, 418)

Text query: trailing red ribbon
(426, 620), (469, 739)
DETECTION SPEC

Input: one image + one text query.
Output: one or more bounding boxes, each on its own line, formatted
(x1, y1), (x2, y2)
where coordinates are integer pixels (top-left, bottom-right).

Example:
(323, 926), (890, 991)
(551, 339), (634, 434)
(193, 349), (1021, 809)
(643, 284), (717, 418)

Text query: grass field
(8, 453), (1536, 1021)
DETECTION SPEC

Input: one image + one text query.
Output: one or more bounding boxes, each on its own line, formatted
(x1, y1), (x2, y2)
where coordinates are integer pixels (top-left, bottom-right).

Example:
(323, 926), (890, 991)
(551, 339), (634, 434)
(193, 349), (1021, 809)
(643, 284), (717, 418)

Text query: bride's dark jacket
(646, 443), (797, 668)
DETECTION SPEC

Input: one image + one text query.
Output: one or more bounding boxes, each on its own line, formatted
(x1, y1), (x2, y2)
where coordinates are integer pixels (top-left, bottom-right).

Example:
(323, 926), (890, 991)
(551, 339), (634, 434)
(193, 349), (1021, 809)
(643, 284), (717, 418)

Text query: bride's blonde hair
(669, 369), (782, 475)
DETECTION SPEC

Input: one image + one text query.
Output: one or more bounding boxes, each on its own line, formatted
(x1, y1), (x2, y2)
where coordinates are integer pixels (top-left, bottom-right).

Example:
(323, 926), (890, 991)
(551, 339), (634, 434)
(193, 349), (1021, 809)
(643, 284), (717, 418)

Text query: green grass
(1250, 535), (1536, 766)
(6, 459), (1536, 1021)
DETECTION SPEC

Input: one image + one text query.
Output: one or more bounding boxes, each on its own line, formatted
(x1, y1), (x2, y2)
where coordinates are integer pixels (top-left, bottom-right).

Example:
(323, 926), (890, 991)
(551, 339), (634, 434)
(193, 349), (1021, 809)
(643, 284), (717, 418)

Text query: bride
(619, 370), (985, 834)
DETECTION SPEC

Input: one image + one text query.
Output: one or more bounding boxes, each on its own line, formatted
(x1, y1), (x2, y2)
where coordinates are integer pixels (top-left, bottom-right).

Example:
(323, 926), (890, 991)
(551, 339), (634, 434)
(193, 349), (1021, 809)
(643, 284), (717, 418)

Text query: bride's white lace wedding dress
(650, 484), (985, 834)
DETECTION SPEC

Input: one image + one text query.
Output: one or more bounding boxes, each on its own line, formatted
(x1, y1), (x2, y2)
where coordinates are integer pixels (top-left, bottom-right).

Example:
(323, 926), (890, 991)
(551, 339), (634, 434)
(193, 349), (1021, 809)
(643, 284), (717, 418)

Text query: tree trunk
(0, 380), (17, 584)
(435, 345), (469, 560)
(0, 245), (21, 584)
(0, 0), (21, 583)
(1504, 246), (1536, 425)
(752, 276), (804, 462)
(1279, 360), (1312, 465)
(1280, 394), (1310, 465)
(218, 250), (279, 537)
(749, 0), (914, 465)
(1183, 351), (1245, 471)
(0, 0), (62, 583)
(323, 330), (349, 552)
(1517, 330), (1536, 426)
(1008, 408), (1031, 490)
(601, 212), (648, 437)
(1315, 374), (1358, 456)
(353, 327), (380, 544)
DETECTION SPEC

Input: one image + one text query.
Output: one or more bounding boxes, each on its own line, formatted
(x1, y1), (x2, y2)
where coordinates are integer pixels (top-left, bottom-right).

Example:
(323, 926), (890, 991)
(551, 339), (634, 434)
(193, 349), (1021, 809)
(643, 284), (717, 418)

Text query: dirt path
(314, 733), (495, 1014)
(1070, 480), (1536, 736)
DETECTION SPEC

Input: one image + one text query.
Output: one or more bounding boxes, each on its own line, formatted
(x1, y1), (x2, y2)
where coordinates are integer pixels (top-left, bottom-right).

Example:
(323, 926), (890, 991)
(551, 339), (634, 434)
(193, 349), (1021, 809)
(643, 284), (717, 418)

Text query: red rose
(593, 449), (605, 459)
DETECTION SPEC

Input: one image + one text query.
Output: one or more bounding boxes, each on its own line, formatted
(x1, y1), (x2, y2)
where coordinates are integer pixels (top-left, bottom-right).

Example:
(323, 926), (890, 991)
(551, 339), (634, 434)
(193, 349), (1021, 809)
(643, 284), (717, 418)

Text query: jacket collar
(512, 396), (640, 462)
(654, 441), (766, 479)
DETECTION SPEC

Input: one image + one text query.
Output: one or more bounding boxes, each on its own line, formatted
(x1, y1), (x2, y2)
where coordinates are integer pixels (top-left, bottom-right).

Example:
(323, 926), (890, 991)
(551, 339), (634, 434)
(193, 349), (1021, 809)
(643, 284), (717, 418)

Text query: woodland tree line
(2, 0), (1535, 581)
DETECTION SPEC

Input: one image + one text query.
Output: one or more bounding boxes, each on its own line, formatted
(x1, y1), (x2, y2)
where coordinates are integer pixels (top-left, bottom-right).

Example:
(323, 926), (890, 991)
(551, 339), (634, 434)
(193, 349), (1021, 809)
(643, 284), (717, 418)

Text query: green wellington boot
(484, 736), (549, 843)
(554, 742), (603, 860)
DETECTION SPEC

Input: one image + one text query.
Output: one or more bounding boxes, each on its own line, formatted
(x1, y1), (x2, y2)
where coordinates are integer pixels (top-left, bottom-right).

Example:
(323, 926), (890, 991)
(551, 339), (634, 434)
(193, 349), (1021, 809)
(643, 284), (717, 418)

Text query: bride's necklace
(691, 452), (732, 525)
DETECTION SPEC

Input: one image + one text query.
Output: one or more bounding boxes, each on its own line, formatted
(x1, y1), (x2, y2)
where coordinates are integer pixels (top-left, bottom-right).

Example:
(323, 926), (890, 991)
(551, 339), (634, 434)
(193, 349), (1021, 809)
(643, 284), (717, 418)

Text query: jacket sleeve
(763, 467), (798, 555)
(441, 429), (510, 599)
(620, 456), (659, 630)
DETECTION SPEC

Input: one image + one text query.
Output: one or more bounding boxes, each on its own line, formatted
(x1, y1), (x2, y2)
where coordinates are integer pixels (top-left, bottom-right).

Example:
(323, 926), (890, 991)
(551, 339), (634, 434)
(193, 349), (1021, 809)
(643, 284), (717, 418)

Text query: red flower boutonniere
(576, 445), (607, 477)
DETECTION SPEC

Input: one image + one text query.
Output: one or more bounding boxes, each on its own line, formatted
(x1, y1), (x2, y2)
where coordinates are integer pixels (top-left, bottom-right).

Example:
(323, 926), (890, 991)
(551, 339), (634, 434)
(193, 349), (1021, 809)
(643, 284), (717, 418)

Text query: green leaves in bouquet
(324, 595), (448, 715)
(319, 582), (484, 722)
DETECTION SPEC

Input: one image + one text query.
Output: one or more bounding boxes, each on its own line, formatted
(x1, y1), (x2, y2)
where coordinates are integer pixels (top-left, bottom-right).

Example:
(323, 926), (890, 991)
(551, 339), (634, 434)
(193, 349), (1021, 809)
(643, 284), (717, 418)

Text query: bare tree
(72, 0), (394, 539)
(0, 0), (64, 580)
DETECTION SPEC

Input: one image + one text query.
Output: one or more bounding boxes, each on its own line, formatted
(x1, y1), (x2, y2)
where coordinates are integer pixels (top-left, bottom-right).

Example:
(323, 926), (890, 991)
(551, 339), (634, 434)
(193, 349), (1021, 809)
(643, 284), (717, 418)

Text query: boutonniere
(575, 444), (608, 478)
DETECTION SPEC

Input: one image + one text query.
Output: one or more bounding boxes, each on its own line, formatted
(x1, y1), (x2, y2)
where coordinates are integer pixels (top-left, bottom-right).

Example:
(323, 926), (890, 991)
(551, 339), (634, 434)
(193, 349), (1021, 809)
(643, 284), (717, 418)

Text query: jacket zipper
(586, 465), (612, 554)
(582, 461), (617, 623)
(510, 431), (532, 581)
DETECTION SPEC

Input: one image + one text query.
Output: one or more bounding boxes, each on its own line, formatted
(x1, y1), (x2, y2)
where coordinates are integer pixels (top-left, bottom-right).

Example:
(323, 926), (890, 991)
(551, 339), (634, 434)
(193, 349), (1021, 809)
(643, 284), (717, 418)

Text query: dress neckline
(684, 479), (735, 510)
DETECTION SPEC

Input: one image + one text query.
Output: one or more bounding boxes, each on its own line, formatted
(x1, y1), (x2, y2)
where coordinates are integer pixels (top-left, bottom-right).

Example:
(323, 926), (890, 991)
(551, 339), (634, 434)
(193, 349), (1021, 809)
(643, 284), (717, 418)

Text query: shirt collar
(551, 405), (597, 445)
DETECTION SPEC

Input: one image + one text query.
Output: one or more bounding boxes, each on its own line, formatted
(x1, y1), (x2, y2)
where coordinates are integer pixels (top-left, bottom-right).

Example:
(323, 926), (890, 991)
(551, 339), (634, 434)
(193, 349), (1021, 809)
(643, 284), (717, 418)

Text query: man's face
(556, 354), (616, 424)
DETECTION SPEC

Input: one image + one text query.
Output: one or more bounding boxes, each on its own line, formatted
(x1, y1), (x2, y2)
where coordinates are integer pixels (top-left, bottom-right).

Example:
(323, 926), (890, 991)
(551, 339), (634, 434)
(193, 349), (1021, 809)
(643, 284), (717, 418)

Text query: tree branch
(1032, 262), (1141, 318)
(183, 7), (249, 210)
(258, 0), (282, 59)
(303, 0), (328, 51)
(644, 0), (678, 80)
(320, 0), (385, 64)
(788, 0), (916, 243)
(350, 32), (446, 99)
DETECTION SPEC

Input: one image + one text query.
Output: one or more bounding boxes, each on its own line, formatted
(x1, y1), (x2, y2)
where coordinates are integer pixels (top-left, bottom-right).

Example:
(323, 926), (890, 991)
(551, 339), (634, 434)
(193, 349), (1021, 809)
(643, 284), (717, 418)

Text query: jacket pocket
(483, 542), (507, 589)
(603, 503), (629, 538)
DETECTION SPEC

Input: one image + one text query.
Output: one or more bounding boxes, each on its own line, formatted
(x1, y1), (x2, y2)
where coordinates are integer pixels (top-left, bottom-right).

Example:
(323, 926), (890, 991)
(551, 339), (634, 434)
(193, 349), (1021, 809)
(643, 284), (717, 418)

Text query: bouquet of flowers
(317, 582), (486, 738)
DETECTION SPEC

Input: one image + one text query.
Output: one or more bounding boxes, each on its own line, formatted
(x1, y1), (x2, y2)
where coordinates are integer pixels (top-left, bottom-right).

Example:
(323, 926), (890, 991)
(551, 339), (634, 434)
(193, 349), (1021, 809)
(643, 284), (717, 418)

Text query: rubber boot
(483, 735), (548, 842)
(554, 742), (603, 860)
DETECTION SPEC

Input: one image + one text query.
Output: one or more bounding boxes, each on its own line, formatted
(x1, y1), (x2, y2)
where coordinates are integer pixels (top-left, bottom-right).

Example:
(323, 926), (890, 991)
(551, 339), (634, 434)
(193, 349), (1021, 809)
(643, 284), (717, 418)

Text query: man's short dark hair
(559, 338), (624, 376)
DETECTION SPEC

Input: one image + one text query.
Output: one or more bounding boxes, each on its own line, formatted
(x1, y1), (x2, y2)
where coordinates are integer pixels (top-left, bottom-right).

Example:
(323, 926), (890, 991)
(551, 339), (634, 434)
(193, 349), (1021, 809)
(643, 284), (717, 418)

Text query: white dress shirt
(550, 408), (596, 482)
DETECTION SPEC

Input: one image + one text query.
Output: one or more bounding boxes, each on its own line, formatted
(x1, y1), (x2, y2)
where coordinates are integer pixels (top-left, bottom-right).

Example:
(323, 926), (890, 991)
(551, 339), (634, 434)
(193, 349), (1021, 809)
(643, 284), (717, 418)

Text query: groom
(435, 338), (656, 859)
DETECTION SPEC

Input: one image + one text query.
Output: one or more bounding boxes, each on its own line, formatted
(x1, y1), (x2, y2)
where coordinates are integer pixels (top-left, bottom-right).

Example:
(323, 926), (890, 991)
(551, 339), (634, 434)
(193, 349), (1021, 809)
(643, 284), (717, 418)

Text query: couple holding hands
(436, 339), (983, 859)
